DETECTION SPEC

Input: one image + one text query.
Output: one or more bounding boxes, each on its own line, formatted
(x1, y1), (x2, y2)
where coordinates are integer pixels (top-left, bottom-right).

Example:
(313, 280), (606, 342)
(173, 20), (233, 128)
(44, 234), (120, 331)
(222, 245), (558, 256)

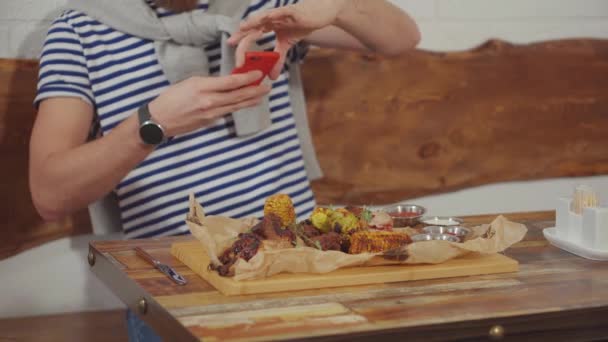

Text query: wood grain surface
(303, 39), (608, 204)
(3, 38), (608, 260)
(89, 211), (608, 341)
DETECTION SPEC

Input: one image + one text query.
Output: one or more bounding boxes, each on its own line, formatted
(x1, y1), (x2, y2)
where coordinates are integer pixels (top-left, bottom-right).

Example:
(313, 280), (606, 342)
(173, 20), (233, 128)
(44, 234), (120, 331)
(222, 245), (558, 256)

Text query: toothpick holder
(544, 197), (608, 260)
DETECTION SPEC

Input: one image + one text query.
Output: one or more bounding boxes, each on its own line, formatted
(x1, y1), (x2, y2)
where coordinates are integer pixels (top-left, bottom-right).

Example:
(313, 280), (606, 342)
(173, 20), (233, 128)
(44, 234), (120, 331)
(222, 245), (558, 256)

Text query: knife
(135, 247), (187, 285)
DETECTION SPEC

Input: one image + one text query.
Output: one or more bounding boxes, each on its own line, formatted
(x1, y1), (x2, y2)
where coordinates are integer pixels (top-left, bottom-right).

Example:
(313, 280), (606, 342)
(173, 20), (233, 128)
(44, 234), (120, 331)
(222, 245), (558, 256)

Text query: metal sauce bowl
(420, 216), (464, 227)
(446, 226), (471, 242)
(422, 226), (450, 235)
(411, 233), (460, 243)
(383, 204), (426, 227)
(424, 226), (471, 242)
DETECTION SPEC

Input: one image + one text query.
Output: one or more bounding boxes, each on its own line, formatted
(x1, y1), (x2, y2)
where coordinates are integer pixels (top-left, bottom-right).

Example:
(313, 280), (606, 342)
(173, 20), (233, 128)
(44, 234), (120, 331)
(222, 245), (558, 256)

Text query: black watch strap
(138, 102), (151, 125)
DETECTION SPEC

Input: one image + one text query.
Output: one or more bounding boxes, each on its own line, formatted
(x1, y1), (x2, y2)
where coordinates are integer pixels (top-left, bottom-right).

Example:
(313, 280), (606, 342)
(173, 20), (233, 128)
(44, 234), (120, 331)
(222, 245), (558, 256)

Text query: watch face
(139, 122), (164, 145)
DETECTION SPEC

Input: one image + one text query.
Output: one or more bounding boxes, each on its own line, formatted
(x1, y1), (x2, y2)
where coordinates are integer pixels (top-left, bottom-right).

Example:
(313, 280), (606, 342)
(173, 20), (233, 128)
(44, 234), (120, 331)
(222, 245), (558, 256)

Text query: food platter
(171, 240), (519, 296)
(170, 194), (526, 295)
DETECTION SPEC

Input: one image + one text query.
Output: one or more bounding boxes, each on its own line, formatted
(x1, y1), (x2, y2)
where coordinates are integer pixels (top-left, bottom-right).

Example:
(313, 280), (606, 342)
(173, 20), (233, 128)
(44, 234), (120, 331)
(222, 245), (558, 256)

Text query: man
(30, 0), (419, 339)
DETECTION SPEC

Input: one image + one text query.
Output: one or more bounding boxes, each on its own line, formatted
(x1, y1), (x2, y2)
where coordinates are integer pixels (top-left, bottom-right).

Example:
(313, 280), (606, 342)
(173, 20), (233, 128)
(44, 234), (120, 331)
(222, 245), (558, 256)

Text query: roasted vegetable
(310, 207), (332, 233)
(263, 194), (296, 227)
(348, 231), (411, 254)
(345, 206), (373, 230)
(329, 208), (360, 235)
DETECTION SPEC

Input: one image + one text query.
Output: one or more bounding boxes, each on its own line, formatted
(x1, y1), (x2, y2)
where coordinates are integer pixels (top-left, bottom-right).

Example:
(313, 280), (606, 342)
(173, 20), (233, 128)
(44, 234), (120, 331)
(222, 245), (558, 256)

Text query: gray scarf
(67, 0), (322, 180)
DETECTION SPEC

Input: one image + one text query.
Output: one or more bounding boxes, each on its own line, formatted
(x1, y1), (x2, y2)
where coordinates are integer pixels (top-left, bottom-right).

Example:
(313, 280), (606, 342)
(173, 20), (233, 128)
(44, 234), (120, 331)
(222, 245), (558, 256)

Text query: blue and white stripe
(35, 0), (315, 239)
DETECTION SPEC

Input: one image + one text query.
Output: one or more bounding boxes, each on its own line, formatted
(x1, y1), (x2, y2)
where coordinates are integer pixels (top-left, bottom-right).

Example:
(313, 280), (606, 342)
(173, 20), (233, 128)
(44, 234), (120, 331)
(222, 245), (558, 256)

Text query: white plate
(543, 227), (608, 261)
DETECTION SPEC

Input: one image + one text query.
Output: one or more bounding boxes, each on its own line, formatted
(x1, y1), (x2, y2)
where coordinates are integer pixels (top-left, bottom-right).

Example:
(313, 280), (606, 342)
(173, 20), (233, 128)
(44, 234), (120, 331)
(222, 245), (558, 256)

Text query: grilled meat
(291, 221), (342, 251)
(309, 232), (342, 251)
(213, 232), (261, 276)
(212, 213), (296, 277)
(251, 213), (295, 245)
(300, 221), (321, 238)
(344, 206), (364, 217)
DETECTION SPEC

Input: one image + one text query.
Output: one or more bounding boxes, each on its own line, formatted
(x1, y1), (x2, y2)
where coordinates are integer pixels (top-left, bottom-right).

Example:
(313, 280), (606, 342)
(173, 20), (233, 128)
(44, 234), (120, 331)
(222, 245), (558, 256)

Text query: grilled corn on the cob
(348, 231), (411, 254)
(264, 194), (296, 227)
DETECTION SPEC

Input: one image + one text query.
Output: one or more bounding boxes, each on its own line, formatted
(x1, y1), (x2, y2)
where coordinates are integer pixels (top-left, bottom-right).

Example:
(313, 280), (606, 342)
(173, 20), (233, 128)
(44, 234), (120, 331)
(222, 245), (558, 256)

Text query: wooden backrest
(305, 39), (608, 204)
(0, 60), (92, 260)
(2, 39), (607, 259)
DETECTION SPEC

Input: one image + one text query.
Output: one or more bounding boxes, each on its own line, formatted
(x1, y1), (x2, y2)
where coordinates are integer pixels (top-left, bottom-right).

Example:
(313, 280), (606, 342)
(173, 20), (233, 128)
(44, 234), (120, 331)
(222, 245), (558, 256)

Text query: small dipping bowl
(411, 233), (460, 243)
(420, 216), (464, 227)
(424, 226), (471, 242)
(383, 204), (426, 227)
(445, 226), (472, 242)
(422, 226), (450, 235)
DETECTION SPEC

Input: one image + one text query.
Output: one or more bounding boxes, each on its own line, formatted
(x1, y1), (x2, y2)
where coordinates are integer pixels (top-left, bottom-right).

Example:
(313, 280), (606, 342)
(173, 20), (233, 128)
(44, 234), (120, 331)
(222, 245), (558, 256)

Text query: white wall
(1, 0), (608, 318)
(0, 0), (64, 59)
(1, 0), (608, 58)
(391, 0), (608, 50)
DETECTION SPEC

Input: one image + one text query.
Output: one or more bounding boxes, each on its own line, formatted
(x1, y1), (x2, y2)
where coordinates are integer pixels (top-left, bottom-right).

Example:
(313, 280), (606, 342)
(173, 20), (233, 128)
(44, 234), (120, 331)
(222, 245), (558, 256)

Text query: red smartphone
(231, 51), (280, 86)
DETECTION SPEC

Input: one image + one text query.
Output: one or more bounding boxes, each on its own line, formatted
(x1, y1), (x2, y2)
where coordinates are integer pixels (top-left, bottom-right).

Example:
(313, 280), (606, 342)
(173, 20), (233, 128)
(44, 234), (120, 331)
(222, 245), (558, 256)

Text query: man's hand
(149, 71), (271, 137)
(227, 0), (348, 80)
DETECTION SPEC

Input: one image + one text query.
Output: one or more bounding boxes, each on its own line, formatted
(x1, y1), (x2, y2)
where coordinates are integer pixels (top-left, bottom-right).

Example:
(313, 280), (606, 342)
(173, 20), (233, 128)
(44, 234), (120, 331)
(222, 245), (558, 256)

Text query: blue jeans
(126, 309), (163, 342)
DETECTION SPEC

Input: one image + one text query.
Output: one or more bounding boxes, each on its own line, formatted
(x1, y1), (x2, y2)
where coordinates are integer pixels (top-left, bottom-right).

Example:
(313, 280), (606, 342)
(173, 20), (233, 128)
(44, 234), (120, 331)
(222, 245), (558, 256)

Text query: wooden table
(88, 211), (608, 341)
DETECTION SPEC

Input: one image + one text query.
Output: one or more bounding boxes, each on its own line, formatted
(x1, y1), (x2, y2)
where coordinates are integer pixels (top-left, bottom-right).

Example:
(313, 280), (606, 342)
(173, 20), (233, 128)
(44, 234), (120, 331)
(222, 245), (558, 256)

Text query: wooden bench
(2, 38), (608, 260)
(303, 39), (608, 204)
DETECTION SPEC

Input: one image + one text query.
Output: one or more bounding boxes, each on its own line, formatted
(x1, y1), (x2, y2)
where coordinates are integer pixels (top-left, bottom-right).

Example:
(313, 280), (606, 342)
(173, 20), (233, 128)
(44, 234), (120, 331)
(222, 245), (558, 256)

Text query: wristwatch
(138, 103), (167, 145)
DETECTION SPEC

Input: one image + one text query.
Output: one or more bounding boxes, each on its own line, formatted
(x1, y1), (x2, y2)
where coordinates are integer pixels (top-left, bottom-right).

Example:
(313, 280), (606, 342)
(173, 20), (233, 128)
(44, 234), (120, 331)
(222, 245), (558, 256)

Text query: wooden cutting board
(171, 240), (519, 296)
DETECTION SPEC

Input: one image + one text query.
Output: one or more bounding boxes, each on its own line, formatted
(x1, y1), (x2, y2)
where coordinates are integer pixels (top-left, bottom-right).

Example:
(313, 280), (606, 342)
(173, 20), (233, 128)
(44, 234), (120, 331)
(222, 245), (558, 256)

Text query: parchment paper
(185, 194), (528, 281)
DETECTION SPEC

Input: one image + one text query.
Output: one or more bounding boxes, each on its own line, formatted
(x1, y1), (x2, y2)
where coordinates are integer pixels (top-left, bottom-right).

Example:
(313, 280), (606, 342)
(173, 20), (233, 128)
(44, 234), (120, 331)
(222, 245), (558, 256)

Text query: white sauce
(422, 218), (461, 226)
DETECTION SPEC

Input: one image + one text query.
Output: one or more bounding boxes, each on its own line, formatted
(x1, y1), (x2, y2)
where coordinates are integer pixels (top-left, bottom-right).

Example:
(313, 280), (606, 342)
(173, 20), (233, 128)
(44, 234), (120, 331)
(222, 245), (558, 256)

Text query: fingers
(261, 10), (297, 30)
(227, 30), (247, 46)
(227, 10), (275, 46)
(269, 40), (291, 80)
(234, 29), (264, 67)
(196, 71), (263, 92)
(203, 96), (266, 122)
(198, 83), (271, 111)
(233, 7), (295, 35)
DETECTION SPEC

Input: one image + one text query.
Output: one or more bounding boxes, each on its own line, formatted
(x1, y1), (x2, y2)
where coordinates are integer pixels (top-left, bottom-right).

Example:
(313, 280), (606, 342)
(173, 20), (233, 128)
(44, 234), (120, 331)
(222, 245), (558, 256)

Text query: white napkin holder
(543, 197), (608, 260)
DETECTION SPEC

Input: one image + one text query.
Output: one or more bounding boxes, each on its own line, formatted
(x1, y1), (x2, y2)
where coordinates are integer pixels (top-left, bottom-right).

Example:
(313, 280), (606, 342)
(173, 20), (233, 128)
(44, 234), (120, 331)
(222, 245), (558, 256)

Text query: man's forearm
(31, 114), (153, 220)
(334, 0), (420, 56)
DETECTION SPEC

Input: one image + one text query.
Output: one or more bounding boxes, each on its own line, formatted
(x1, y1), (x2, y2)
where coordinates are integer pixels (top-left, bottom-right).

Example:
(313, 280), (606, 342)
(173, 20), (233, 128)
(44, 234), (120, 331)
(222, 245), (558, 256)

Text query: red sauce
(390, 211), (419, 218)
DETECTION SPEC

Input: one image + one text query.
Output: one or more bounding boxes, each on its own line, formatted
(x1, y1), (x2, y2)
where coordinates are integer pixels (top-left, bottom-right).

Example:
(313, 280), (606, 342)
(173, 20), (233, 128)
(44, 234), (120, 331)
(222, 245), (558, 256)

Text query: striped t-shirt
(35, 0), (316, 239)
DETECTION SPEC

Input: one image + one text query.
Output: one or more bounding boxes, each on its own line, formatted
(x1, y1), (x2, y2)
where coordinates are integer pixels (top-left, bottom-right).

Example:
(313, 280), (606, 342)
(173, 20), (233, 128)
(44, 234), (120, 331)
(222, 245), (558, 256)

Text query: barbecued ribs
(296, 221), (343, 251)
(309, 232), (342, 251)
(250, 214), (295, 243)
(211, 214), (296, 276)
